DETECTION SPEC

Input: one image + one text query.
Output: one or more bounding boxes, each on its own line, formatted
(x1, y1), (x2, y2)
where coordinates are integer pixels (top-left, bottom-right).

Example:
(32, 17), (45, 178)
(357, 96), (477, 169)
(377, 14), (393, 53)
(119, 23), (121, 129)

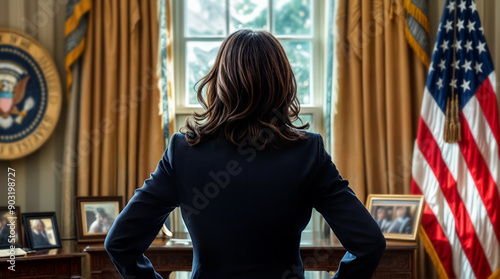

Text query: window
(173, 0), (327, 135)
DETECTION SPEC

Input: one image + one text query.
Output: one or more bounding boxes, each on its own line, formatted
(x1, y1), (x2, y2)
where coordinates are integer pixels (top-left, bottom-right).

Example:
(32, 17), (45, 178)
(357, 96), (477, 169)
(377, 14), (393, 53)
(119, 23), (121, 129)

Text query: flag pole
(444, 0), (461, 143)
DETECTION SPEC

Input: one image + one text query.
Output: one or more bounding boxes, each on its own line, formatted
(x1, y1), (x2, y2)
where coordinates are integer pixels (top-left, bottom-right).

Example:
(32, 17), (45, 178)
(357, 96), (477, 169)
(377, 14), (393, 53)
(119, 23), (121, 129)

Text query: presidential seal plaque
(0, 29), (62, 160)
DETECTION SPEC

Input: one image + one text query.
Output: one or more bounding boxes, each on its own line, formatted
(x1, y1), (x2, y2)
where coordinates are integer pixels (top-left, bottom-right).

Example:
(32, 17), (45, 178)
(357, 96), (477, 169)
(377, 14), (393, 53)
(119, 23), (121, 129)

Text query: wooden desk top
(83, 231), (417, 251)
(0, 241), (85, 262)
(0, 250), (86, 262)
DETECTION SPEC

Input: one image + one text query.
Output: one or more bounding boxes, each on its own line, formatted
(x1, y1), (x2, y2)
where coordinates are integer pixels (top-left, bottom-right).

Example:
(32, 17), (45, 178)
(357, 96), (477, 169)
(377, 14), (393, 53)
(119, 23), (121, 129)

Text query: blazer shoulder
(304, 131), (323, 140)
(167, 133), (196, 158)
(172, 132), (184, 140)
(302, 131), (324, 149)
(170, 133), (188, 146)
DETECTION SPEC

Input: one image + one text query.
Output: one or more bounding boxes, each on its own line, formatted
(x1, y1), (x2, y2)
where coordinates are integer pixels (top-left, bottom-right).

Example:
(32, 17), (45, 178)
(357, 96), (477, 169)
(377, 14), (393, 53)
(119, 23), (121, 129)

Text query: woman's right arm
(311, 134), (386, 278)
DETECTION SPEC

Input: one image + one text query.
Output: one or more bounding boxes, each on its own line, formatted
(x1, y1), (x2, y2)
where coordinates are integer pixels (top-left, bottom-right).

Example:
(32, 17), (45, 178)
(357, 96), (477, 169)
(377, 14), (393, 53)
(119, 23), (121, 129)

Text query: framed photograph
(366, 194), (424, 241)
(76, 196), (122, 242)
(0, 206), (22, 248)
(22, 212), (61, 250)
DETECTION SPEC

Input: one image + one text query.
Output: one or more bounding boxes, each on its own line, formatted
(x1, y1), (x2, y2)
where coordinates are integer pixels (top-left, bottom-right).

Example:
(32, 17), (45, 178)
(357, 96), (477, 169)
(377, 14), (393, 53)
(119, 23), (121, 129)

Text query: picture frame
(366, 194), (425, 241)
(0, 206), (22, 248)
(76, 196), (122, 242)
(22, 212), (61, 250)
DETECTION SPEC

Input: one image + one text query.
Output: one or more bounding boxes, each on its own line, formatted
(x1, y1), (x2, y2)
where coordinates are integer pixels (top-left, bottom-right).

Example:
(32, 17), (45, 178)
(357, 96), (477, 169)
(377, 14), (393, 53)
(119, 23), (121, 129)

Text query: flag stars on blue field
(462, 60), (472, 72)
(439, 59), (447, 71)
(467, 21), (475, 32)
(461, 80), (471, 92)
(440, 40), (449, 52)
(447, 1), (455, 13)
(458, 1), (467, 11)
(429, 61), (434, 73)
(437, 78), (444, 89)
(476, 42), (486, 54)
(426, 0), (494, 112)
(450, 79), (458, 89)
(474, 62), (483, 74)
(464, 41), (473, 52)
(444, 20), (453, 32)
(469, 1), (477, 13)
(457, 19), (465, 31)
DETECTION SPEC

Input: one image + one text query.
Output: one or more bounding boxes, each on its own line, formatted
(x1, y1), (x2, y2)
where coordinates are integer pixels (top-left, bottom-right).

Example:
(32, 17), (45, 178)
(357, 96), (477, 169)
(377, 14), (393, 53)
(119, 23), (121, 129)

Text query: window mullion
(184, 37), (227, 41)
(274, 36), (313, 41)
(268, 0), (273, 32)
(226, 0), (230, 34)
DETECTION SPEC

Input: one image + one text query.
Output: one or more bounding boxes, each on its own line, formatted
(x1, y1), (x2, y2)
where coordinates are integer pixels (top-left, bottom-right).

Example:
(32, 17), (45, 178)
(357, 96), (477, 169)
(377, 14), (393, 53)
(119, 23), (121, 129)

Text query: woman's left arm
(105, 136), (179, 279)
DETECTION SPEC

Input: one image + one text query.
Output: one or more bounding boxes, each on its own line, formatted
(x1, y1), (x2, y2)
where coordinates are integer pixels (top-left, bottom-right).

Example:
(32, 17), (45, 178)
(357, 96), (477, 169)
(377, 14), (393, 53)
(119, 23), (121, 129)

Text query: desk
(0, 243), (85, 278)
(84, 233), (416, 278)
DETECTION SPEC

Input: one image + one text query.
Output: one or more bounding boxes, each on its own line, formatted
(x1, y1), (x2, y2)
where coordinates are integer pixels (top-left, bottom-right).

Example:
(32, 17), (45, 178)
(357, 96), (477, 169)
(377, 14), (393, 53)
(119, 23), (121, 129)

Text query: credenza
(0, 244), (85, 279)
(84, 233), (417, 278)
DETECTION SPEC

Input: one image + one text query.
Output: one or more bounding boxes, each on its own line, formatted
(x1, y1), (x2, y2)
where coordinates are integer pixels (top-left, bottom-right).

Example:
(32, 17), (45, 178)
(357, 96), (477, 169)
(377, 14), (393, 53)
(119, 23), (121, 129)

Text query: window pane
(186, 42), (221, 105)
(281, 41), (312, 105)
(185, 0), (226, 36)
(175, 114), (190, 131)
(230, 0), (268, 32)
(173, 272), (192, 279)
(273, 0), (312, 36)
(296, 114), (313, 131)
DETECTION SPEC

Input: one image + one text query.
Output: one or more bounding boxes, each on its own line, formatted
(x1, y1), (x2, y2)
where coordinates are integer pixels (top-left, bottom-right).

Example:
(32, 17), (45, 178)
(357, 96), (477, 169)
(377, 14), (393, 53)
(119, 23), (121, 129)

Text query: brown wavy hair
(183, 29), (309, 148)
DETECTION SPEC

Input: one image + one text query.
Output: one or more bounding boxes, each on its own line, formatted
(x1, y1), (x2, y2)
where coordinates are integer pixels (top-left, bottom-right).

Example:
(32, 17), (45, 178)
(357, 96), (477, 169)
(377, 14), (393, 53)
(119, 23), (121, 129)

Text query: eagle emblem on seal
(0, 61), (33, 129)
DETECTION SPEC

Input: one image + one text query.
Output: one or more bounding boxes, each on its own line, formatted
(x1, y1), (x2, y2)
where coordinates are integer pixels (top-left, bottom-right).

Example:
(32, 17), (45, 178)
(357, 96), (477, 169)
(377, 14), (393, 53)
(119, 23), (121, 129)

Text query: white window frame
(172, 0), (327, 137)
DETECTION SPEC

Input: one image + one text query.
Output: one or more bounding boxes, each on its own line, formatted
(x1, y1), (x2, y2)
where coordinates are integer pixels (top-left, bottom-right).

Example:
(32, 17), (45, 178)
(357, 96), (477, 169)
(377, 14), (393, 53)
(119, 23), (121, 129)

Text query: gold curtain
(334, 0), (425, 200)
(77, 0), (164, 199)
(61, 61), (81, 241)
(334, 0), (434, 277)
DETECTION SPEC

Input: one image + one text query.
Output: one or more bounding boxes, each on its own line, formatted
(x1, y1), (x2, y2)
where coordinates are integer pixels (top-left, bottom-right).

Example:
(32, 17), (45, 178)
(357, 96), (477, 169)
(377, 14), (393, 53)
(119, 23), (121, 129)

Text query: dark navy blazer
(105, 132), (386, 278)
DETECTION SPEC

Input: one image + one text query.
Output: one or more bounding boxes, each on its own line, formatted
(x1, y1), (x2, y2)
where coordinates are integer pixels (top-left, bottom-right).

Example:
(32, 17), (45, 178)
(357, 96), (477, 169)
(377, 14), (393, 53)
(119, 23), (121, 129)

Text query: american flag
(411, 0), (500, 278)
